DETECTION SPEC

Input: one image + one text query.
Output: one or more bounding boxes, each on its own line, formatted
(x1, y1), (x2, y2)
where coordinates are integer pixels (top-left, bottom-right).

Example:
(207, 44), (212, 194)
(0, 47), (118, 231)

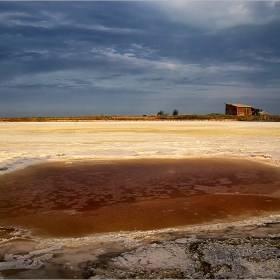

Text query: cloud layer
(0, 1), (279, 116)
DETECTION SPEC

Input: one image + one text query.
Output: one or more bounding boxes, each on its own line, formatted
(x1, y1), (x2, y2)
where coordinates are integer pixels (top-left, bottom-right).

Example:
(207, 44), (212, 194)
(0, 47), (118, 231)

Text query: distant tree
(172, 109), (179, 116)
(157, 110), (164, 116)
(252, 108), (261, 116)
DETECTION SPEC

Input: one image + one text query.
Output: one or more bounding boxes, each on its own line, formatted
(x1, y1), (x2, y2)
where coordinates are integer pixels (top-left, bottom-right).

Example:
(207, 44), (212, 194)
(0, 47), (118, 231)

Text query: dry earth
(1, 121), (280, 171)
(0, 121), (280, 279)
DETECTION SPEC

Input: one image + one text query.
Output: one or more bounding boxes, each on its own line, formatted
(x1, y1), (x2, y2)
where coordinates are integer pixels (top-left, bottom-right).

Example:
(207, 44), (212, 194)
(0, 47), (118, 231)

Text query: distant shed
(225, 103), (252, 116)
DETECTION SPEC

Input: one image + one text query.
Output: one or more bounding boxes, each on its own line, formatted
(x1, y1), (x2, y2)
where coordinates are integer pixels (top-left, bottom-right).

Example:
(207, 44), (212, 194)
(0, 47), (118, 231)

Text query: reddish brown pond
(0, 158), (280, 238)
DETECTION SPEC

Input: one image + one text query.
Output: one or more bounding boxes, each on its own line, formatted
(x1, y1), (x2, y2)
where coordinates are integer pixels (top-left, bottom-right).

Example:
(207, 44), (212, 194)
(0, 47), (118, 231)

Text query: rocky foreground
(1, 216), (280, 279)
(86, 235), (280, 279)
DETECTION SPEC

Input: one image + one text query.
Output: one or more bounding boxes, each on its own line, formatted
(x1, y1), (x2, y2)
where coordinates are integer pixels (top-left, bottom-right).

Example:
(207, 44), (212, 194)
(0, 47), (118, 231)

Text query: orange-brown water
(0, 158), (280, 238)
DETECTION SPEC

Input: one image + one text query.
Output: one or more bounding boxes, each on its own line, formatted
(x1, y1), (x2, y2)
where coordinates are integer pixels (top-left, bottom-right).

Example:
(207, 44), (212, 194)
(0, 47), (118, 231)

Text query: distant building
(225, 103), (252, 116)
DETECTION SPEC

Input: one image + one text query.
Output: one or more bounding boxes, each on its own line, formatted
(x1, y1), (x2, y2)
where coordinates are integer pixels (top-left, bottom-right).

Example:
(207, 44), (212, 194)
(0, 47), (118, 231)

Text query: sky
(0, 1), (280, 116)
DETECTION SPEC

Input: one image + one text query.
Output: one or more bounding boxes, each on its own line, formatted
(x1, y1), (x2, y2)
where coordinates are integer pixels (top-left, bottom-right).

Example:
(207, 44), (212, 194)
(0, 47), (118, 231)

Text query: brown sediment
(0, 158), (280, 238)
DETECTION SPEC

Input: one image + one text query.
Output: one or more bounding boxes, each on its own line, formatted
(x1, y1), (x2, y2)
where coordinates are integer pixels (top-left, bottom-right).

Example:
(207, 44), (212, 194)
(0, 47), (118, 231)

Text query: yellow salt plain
(1, 121), (280, 171)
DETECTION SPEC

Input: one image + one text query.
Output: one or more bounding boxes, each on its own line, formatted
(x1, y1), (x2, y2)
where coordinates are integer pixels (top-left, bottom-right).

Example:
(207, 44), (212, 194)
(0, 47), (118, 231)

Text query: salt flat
(0, 121), (280, 279)
(1, 121), (280, 172)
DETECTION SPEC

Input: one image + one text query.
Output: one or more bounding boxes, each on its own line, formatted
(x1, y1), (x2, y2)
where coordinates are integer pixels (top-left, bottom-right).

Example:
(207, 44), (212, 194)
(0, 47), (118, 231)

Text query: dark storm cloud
(0, 1), (279, 116)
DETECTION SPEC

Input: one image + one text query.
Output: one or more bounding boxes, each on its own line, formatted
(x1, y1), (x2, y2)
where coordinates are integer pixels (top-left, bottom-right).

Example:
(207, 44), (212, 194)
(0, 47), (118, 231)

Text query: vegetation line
(0, 114), (280, 122)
